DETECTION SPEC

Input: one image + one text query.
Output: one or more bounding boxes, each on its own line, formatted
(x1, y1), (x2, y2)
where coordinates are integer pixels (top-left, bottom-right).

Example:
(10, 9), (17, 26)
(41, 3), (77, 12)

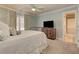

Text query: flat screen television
(43, 21), (54, 28)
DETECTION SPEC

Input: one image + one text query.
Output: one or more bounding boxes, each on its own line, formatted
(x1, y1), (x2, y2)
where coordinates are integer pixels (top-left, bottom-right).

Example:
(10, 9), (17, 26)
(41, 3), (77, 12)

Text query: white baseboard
(56, 38), (64, 41)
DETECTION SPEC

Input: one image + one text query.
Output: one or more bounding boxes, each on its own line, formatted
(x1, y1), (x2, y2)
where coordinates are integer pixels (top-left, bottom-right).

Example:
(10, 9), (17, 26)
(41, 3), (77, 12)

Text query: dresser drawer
(42, 28), (56, 40)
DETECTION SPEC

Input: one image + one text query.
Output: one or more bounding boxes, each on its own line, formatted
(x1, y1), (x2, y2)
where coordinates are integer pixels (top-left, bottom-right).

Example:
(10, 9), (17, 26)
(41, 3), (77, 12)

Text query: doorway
(64, 11), (76, 43)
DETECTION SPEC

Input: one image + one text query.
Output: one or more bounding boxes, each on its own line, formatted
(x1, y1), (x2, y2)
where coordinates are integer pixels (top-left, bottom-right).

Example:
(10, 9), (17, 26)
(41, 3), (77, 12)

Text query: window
(16, 13), (24, 31)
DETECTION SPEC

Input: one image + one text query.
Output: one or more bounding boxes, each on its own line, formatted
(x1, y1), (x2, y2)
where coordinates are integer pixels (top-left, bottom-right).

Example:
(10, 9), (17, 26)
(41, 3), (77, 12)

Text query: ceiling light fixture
(32, 8), (36, 11)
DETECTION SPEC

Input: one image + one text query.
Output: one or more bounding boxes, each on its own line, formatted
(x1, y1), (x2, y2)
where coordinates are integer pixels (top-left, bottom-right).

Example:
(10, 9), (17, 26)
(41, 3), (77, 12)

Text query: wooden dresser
(42, 27), (56, 40)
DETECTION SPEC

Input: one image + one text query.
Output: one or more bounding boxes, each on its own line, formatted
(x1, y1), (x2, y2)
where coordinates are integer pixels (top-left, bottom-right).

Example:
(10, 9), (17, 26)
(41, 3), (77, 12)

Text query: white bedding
(0, 30), (48, 54)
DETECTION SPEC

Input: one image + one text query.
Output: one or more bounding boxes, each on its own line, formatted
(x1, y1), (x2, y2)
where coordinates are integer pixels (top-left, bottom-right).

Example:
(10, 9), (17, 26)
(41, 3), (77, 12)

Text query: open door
(64, 12), (76, 43)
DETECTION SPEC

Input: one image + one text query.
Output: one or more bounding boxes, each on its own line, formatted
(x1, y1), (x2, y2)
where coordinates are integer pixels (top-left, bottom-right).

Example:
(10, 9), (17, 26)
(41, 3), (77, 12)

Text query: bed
(0, 21), (48, 54)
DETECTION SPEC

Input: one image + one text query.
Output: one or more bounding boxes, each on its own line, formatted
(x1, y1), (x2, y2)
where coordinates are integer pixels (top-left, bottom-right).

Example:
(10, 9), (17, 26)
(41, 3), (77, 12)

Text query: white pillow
(0, 31), (8, 41)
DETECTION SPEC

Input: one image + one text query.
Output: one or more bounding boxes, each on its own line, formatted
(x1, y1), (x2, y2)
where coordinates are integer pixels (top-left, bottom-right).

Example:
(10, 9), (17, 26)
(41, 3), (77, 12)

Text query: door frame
(63, 10), (77, 44)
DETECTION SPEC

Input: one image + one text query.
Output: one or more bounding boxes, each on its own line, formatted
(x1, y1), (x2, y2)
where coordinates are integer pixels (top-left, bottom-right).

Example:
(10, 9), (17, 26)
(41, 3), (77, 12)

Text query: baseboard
(56, 38), (64, 41)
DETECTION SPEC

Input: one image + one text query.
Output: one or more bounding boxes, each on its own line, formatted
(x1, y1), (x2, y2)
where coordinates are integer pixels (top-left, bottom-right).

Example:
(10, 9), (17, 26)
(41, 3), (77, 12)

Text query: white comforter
(0, 30), (48, 54)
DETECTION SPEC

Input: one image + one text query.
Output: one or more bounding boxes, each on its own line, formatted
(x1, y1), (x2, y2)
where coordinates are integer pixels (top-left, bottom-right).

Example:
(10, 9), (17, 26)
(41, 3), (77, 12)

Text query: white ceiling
(0, 4), (74, 15)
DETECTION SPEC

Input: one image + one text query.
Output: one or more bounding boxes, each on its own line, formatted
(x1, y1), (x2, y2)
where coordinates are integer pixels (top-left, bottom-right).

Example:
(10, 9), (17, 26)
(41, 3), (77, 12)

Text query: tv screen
(43, 21), (54, 28)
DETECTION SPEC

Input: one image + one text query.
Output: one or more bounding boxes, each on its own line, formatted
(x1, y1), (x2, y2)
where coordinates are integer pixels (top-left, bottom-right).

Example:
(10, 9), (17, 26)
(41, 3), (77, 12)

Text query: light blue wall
(30, 15), (38, 27)
(24, 14), (38, 30)
(0, 7), (9, 25)
(36, 5), (78, 39)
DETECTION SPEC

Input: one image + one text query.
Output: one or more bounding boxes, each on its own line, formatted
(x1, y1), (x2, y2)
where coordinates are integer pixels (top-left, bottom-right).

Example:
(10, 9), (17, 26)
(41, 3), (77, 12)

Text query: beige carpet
(42, 39), (79, 54)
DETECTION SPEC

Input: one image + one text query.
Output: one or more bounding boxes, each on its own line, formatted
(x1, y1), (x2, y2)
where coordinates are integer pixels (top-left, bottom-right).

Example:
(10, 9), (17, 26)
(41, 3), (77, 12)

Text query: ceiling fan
(30, 4), (44, 13)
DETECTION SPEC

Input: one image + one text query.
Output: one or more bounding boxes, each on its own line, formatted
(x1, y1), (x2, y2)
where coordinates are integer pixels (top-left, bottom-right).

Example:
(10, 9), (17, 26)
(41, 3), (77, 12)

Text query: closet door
(66, 18), (75, 34)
